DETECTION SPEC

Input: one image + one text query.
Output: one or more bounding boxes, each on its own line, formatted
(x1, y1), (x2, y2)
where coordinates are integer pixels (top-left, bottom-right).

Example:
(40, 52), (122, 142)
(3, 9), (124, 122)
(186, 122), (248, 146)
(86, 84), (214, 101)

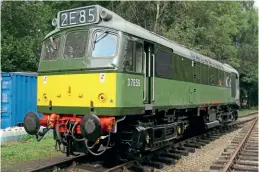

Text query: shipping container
(1, 72), (42, 129)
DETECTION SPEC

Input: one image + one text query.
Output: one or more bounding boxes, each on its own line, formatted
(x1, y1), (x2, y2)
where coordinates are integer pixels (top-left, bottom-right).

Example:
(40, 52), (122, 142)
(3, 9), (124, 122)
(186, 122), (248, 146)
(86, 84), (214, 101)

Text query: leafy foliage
(1, 1), (257, 106)
(1, 2), (54, 72)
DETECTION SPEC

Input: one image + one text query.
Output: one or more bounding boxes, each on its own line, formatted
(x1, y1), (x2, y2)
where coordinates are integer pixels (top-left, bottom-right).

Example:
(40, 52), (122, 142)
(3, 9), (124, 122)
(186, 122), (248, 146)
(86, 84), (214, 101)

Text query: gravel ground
(156, 125), (247, 172)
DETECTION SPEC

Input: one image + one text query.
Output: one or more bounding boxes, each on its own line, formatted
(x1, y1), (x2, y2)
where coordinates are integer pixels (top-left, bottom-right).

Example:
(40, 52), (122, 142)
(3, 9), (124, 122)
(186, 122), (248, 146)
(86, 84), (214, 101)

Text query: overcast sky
(254, 0), (259, 9)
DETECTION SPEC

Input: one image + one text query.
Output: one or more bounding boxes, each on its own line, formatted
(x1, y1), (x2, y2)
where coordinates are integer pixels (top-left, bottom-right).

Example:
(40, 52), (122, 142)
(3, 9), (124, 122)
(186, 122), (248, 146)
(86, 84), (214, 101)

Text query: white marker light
(52, 18), (57, 27)
(100, 10), (112, 21)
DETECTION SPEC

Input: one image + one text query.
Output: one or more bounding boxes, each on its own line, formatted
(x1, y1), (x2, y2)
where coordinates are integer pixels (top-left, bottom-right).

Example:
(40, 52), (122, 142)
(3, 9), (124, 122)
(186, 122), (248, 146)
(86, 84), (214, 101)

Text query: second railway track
(210, 117), (258, 172)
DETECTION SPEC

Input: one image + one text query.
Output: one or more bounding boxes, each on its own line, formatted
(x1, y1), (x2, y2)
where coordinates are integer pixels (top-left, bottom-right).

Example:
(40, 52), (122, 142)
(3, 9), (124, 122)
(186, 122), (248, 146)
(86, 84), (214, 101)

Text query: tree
(1, 1), (257, 107)
(1, 2), (54, 71)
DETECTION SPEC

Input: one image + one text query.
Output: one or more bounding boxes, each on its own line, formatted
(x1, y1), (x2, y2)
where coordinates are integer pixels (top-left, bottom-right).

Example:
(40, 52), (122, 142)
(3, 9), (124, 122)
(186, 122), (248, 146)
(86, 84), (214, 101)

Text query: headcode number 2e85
(127, 78), (140, 87)
(60, 9), (95, 27)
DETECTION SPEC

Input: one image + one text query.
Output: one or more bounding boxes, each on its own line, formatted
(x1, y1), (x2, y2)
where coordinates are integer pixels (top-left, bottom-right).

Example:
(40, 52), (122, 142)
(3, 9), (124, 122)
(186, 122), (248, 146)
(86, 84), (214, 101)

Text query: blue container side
(1, 72), (41, 129)
(1, 75), (13, 129)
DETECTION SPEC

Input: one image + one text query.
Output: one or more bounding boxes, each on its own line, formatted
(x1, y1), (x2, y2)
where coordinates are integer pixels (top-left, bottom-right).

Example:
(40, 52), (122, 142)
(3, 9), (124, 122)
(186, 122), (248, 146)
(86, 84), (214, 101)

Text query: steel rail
(239, 111), (258, 118)
(28, 154), (86, 172)
(103, 160), (138, 172)
(221, 117), (258, 172)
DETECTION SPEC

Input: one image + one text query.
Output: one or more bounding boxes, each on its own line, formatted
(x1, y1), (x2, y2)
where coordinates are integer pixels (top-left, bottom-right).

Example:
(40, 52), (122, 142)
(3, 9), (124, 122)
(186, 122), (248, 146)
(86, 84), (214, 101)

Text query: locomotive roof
(47, 5), (238, 75)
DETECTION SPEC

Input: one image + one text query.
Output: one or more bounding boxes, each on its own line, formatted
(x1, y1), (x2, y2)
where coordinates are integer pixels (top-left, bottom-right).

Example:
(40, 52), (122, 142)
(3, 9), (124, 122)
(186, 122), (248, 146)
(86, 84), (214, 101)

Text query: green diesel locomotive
(24, 5), (239, 160)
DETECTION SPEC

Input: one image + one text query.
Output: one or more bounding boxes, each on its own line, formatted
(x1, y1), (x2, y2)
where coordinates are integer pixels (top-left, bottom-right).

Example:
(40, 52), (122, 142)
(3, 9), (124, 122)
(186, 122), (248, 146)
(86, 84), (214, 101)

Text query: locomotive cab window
(135, 42), (143, 73)
(41, 36), (61, 61)
(123, 39), (143, 73)
(64, 31), (88, 59)
(124, 40), (134, 72)
(92, 30), (118, 57)
(231, 74), (237, 98)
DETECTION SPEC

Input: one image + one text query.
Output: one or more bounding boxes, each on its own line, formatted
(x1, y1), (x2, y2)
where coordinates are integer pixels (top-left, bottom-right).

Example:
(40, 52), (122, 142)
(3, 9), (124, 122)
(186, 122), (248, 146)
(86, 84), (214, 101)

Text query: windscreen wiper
(94, 30), (109, 43)
(92, 30), (109, 50)
(50, 36), (57, 50)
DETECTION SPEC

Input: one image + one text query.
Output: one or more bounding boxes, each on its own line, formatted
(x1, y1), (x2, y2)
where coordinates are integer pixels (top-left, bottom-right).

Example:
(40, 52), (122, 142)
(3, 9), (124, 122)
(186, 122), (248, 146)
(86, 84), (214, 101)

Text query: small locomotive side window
(211, 75), (215, 85)
(231, 74), (236, 97)
(64, 31), (88, 59)
(135, 42), (143, 73)
(42, 36), (61, 61)
(123, 39), (143, 73)
(155, 48), (173, 79)
(225, 73), (231, 87)
(124, 40), (134, 72)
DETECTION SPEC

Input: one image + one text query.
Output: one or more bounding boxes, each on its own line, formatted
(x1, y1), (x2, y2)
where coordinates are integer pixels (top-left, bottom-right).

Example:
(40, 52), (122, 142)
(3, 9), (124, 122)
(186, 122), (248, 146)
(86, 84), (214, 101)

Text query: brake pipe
(71, 122), (85, 142)
(84, 132), (111, 156)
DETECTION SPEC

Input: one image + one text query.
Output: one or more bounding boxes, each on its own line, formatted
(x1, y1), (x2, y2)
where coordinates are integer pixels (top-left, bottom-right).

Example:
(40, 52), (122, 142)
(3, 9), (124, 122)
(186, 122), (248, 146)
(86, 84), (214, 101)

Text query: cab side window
(124, 40), (134, 72)
(135, 42), (143, 73)
(124, 39), (143, 73)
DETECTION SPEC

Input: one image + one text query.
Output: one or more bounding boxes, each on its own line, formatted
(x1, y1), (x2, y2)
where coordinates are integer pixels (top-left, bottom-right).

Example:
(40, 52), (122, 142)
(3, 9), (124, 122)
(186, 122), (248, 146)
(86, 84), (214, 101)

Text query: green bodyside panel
(116, 73), (144, 108)
(152, 77), (234, 107)
(39, 58), (87, 72)
(37, 72), (235, 116)
(115, 73), (234, 110)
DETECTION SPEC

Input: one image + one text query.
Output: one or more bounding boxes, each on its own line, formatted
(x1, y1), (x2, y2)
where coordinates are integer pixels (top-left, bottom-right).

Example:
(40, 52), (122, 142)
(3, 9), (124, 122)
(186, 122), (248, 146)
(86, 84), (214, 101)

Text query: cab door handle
(152, 54), (155, 102)
(143, 52), (147, 101)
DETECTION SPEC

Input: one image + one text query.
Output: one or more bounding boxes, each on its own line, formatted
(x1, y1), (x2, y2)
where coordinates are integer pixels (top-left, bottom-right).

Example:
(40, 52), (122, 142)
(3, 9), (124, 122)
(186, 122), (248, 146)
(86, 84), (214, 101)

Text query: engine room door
(143, 43), (154, 106)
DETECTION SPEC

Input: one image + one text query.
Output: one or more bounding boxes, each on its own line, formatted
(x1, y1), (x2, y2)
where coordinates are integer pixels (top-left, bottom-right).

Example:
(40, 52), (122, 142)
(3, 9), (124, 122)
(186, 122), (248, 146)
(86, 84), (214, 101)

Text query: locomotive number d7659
(127, 78), (141, 87)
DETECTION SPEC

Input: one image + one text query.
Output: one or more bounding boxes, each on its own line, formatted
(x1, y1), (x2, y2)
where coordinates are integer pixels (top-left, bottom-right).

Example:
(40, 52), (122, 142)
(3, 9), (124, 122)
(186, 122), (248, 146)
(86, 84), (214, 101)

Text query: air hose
(55, 123), (67, 146)
(84, 132), (111, 156)
(71, 122), (85, 142)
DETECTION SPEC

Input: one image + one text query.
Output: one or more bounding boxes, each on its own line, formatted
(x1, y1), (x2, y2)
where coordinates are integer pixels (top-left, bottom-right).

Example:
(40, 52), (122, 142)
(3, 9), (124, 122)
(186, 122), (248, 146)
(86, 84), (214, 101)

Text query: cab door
(143, 42), (155, 107)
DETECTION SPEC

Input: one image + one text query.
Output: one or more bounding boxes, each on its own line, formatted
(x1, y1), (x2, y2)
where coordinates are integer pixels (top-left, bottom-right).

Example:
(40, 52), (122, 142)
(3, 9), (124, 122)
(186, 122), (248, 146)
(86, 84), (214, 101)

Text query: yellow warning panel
(37, 73), (116, 108)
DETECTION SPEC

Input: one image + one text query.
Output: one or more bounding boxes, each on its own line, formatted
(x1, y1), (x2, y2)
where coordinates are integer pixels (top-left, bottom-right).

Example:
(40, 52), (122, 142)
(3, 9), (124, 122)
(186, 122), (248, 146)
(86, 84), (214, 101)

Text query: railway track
(95, 116), (257, 172)
(238, 112), (258, 120)
(27, 114), (257, 172)
(209, 117), (258, 172)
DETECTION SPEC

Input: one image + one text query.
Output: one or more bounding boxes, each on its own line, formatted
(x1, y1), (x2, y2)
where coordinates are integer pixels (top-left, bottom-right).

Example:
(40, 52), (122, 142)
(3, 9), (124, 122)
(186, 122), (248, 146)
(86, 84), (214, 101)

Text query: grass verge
(1, 134), (62, 169)
(238, 107), (258, 117)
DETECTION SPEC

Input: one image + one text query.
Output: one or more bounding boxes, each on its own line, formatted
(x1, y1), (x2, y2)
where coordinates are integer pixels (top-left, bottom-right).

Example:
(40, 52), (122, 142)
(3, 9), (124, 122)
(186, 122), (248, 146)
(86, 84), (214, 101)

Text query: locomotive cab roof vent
(100, 9), (112, 21)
